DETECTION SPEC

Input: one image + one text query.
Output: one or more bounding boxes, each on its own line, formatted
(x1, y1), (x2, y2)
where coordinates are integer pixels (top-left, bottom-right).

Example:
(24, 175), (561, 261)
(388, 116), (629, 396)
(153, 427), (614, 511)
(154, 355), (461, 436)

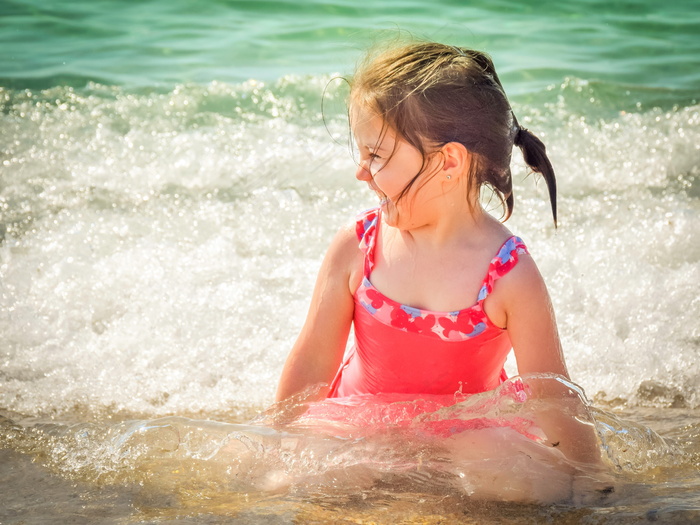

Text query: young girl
(276, 42), (604, 495)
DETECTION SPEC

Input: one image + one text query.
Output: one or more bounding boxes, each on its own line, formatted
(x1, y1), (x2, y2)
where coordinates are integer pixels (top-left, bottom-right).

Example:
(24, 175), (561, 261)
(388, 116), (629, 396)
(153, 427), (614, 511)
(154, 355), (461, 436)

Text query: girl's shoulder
(323, 217), (366, 294)
(479, 232), (530, 298)
(483, 238), (546, 320)
(473, 214), (528, 267)
(328, 220), (364, 261)
(480, 215), (535, 286)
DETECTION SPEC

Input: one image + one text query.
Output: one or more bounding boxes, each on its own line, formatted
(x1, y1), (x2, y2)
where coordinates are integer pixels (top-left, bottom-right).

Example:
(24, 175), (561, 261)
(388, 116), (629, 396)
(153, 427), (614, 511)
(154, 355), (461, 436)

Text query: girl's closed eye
(364, 151), (386, 173)
(359, 145), (381, 160)
(368, 152), (383, 163)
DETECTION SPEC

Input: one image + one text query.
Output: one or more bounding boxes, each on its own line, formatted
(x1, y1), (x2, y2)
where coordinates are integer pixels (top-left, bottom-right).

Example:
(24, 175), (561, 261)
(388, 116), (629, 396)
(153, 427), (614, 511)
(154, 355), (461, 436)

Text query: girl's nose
(355, 162), (372, 181)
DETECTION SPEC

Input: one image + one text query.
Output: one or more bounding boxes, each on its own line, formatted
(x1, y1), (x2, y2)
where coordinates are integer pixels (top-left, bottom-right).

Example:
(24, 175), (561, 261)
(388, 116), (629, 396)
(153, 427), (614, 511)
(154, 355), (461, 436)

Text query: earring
(446, 175), (452, 180)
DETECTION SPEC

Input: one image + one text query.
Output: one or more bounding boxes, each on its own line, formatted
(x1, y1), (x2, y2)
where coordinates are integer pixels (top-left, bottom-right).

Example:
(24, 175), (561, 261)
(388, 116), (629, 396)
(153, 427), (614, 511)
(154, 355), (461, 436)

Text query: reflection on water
(2, 376), (699, 523)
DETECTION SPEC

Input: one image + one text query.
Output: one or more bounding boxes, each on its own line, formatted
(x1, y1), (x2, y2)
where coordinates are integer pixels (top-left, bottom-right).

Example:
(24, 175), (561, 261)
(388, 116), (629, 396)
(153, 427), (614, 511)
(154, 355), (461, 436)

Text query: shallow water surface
(1, 393), (700, 524)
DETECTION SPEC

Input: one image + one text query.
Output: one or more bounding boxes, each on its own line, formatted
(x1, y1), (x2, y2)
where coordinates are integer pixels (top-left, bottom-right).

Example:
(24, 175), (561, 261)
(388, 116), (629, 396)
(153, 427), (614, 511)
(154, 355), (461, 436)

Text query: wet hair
(350, 42), (557, 225)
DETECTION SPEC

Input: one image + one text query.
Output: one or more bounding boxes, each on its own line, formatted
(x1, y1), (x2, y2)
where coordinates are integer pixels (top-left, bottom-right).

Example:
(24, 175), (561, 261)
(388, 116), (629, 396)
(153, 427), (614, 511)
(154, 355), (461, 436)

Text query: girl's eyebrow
(357, 140), (386, 153)
(368, 137), (394, 152)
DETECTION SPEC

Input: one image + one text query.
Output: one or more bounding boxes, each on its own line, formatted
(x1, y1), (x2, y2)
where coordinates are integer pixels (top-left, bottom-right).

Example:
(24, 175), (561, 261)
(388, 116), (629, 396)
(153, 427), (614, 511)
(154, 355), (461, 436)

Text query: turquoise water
(2, 0), (699, 96)
(1, 0), (700, 523)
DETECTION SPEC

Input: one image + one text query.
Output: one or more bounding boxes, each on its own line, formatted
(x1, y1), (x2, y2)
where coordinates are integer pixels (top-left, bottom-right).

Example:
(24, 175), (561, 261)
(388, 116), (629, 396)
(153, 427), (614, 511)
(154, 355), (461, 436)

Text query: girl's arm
(496, 255), (603, 466)
(498, 254), (568, 377)
(275, 225), (360, 403)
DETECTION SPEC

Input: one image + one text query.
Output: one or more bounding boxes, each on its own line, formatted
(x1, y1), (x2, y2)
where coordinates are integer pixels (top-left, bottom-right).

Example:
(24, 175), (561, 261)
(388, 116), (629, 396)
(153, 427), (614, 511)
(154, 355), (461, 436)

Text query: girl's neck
(394, 203), (501, 250)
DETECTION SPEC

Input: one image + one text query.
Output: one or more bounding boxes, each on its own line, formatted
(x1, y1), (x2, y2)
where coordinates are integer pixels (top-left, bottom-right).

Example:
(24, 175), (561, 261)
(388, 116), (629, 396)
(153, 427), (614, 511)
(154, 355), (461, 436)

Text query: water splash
(4, 376), (684, 508)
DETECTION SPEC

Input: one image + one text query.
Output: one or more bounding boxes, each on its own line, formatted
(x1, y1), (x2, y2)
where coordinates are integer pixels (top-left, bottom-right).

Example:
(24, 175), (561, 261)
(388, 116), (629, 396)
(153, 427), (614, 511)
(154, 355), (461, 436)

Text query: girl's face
(351, 106), (440, 227)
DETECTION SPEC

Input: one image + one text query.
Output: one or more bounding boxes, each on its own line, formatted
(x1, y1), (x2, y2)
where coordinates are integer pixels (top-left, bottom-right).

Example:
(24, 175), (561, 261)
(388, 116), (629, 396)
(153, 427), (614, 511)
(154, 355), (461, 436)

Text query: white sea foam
(1, 80), (698, 417)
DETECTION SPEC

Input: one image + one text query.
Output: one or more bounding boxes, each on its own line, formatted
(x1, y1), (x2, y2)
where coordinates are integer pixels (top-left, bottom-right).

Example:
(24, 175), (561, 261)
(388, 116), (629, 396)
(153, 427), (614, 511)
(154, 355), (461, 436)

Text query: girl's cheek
(373, 157), (393, 176)
(371, 171), (390, 188)
(368, 159), (385, 176)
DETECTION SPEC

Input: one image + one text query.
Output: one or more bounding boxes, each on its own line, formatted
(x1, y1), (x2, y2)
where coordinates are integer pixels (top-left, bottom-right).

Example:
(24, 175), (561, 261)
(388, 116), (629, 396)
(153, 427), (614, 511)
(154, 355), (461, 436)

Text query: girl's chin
(379, 198), (393, 216)
(380, 201), (426, 231)
(379, 200), (402, 227)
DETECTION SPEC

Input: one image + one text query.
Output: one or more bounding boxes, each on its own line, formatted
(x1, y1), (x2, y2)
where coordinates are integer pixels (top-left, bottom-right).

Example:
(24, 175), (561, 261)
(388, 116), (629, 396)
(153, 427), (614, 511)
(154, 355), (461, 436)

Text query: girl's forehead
(349, 104), (378, 129)
(350, 106), (395, 147)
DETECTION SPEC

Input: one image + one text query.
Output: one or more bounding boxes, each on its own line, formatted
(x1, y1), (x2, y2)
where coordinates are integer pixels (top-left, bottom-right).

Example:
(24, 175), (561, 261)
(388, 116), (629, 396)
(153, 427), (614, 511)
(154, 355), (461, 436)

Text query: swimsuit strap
(475, 236), (529, 308)
(355, 207), (380, 278)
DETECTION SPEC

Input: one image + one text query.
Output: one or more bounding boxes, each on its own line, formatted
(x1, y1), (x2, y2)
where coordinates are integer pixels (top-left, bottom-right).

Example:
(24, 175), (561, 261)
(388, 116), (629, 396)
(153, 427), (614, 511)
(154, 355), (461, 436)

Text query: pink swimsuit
(328, 207), (529, 399)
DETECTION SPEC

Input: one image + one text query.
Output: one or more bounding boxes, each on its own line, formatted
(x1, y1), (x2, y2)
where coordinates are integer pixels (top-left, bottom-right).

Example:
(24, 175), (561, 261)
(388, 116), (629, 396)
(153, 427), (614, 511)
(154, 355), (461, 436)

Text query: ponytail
(514, 125), (557, 227)
(474, 56), (558, 227)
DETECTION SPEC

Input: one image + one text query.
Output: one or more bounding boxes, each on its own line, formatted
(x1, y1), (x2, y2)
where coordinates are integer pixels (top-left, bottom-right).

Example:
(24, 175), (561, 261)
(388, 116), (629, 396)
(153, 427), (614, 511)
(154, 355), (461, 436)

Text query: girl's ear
(440, 142), (471, 178)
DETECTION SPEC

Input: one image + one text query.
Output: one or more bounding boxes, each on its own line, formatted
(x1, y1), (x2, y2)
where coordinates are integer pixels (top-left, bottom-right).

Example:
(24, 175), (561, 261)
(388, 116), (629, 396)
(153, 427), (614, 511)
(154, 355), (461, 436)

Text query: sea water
(1, 0), (699, 523)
